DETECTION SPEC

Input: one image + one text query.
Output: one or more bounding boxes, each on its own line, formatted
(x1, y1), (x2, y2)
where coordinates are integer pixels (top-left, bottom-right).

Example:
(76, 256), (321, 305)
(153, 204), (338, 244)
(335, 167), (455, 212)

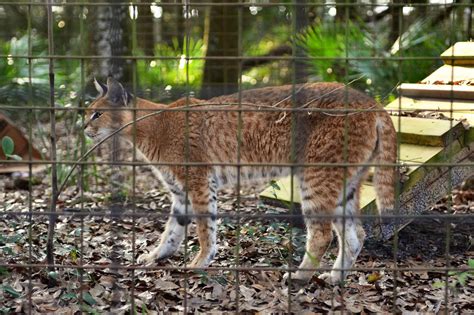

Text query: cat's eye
(90, 111), (103, 121)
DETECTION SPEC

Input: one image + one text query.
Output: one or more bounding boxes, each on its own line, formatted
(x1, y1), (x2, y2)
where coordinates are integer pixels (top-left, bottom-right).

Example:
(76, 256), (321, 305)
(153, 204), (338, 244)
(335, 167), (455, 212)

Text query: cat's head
(84, 77), (133, 142)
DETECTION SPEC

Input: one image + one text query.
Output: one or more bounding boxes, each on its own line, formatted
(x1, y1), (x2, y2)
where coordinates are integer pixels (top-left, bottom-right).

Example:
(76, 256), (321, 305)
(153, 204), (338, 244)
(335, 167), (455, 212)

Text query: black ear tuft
(93, 78), (108, 97)
(106, 76), (129, 106)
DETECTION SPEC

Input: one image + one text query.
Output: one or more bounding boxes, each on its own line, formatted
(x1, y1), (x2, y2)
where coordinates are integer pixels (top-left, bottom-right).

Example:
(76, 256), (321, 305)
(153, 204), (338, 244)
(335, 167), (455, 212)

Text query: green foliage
(1, 285), (21, 298)
(433, 259), (474, 290)
(297, 17), (457, 101)
(137, 37), (205, 94)
(0, 34), (49, 104)
(1, 136), (22, 161)
(0, 34), (81, 106)
(60, 292), (77, 301)
(82, 292), (97, 306)
(297, 21), (367, 82)
(1, 136), (14, 155)
(0, 266), (9, 277)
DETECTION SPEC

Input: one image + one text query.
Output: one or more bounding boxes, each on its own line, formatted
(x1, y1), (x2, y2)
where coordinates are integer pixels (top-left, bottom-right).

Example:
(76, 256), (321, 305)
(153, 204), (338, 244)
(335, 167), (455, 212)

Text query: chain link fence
(0, 1), (473, 313)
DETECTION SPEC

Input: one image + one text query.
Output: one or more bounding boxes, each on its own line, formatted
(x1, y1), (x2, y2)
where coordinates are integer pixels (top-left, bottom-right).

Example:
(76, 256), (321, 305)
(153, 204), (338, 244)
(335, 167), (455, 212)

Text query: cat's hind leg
(319, 187), (365, 284)
(289, 169), (341, 282)
(188, 178), (218, 268)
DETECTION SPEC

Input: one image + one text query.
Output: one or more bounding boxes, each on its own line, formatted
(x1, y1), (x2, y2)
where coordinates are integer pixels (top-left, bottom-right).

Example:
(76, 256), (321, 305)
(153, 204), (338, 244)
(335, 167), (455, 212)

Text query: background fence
(0, 0), (473, 313)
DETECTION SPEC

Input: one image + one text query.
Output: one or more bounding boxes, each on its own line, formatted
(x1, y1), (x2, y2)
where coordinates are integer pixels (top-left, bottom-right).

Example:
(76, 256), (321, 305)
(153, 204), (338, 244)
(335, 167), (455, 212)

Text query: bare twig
(46, 0), (58, 275)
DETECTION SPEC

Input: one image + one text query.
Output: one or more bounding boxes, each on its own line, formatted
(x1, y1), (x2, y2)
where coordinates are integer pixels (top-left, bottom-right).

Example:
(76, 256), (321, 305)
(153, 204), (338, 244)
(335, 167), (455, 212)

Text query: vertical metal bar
(79, 2), (87, 311)
(130, 4), (138, 313)
(288, 1), (297, 310)
(444, 3), (457, 312)
(26, 4), (33, 314)
(340, 0), (351, 311)
(235, 1), (243, 312)
(183, 0), (190, 312)
(393, 1), (403, 312)
(289, 0), (308, 310)
(46, 0), (58, 274)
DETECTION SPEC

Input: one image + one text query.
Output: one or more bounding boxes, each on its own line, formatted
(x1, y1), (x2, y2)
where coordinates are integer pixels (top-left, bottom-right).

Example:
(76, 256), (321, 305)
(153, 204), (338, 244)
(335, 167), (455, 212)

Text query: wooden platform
(260, 42), (474, 234)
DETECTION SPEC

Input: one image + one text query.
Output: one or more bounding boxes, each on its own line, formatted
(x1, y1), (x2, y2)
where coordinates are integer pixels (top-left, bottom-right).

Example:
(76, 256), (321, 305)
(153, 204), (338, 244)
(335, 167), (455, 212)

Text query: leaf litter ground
(0, 164), (473, 314)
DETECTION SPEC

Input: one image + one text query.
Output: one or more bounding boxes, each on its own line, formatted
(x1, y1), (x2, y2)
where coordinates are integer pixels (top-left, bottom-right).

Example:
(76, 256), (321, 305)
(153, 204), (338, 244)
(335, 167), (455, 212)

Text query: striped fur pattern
(84, 77), (397, 284)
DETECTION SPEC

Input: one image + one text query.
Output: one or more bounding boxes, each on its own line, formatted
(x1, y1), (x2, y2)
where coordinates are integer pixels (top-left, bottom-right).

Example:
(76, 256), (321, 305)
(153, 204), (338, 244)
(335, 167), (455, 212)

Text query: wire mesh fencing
(0, 1), (473, 313)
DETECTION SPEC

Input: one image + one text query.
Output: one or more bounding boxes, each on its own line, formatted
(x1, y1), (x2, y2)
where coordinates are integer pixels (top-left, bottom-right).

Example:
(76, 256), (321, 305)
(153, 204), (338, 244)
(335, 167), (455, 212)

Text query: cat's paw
(189, 254), (212, 270)
(137, 252), (157, 265)
(283, 271), (312, 286)
(318, 271), (343, 285)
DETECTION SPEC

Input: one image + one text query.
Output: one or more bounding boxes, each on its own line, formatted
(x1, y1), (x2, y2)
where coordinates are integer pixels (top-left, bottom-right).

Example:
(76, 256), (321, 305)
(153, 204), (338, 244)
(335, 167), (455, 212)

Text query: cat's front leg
(137, 190), (191, 265)
(188, 182), (218, 268)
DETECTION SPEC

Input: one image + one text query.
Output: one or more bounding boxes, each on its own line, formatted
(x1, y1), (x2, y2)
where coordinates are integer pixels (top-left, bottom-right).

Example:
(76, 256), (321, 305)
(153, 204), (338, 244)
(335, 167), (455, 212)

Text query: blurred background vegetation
(0, 0), (471, 111)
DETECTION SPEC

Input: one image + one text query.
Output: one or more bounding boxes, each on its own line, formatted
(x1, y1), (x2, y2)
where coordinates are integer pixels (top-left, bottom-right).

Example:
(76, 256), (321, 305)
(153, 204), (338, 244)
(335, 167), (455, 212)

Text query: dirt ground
(0, 164), (473, 314)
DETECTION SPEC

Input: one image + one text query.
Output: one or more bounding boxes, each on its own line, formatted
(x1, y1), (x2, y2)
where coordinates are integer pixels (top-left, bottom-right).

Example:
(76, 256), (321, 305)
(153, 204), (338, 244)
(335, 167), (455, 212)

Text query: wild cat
(84, 77), (396, 284)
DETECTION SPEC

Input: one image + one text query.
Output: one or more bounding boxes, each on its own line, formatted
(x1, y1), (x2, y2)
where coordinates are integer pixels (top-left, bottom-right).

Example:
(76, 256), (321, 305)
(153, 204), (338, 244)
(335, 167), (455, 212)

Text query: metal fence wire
(0, 0), (473, 313)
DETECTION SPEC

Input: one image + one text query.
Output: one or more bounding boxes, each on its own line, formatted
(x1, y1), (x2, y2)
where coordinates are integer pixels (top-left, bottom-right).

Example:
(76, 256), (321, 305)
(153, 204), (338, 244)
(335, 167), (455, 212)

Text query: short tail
(373, 113), (397, 214)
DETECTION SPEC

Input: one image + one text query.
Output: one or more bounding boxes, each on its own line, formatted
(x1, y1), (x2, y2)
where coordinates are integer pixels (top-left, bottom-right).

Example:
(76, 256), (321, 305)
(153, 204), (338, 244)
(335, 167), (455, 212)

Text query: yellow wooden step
(386, 96), (474, 144)
(441, 41), (474, 66)
(398, 83), (474, 101)
(259, 143), (447, 213)
(422, 65), (474, 84)
(386, 96), (474, 119)
(260, 176), (377, 211)
(391, 116), (464, 147)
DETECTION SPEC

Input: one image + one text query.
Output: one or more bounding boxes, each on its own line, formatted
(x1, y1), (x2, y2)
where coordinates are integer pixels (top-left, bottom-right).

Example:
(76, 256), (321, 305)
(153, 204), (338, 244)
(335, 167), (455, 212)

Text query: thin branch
(46, 0), (58, 275)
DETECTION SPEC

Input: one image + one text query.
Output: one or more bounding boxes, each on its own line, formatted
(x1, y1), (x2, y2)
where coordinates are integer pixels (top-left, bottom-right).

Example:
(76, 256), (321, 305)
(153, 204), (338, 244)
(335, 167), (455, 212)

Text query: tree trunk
(93, 3), (131, 83)
(294, 0), (308, 83)
(201, 0), (239, 99)
(137, 4), (155, 56)
(389, 0), (403, 46)
(160, 3), (185, 49)
(92, 2), (130, 212)
(335, 0), (357, 21)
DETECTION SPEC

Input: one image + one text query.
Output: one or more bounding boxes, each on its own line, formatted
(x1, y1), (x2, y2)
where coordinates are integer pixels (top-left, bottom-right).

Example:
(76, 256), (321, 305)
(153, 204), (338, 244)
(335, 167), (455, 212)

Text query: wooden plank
(422, 65), (474, 84)
(391, 116), (464, 147)
(386, 97), (474, 122)
(386, 97), (474, 145)
(441, 41), (474, 66)
(260, 143), (446, 211)
(398, 83), (474, 100)
(260, 177), (377, 211)
(0, 164), (47, 174)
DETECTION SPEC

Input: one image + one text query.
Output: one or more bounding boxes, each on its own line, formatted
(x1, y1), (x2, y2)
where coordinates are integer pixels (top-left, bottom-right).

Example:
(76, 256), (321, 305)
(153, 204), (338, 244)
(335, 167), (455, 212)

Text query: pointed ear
(93, 77), (107, 97)
(106, 76), (129, 106)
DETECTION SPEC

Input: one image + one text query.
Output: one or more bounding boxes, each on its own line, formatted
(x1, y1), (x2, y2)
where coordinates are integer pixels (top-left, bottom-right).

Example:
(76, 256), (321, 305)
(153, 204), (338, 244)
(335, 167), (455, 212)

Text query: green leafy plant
(448, 259), (474, 287)
(0, 35), (49, 104)
(1, 136), (21, 161)
(137, 37), (205, 98)
(297, 21), (367, 82)
(433, 259), (474, 290)
(1, 285), (21, 298)
(297, 17), (460, 101)
(0, 34), (81, 106)
(269, 179), (281, 199)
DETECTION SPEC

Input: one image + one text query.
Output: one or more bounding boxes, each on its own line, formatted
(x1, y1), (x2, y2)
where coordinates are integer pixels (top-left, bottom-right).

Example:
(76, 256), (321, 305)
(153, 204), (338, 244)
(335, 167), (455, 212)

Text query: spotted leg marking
(189, 178), (218, 268)
(137, 188), (191, 265)
(286, 170), (343, 283)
